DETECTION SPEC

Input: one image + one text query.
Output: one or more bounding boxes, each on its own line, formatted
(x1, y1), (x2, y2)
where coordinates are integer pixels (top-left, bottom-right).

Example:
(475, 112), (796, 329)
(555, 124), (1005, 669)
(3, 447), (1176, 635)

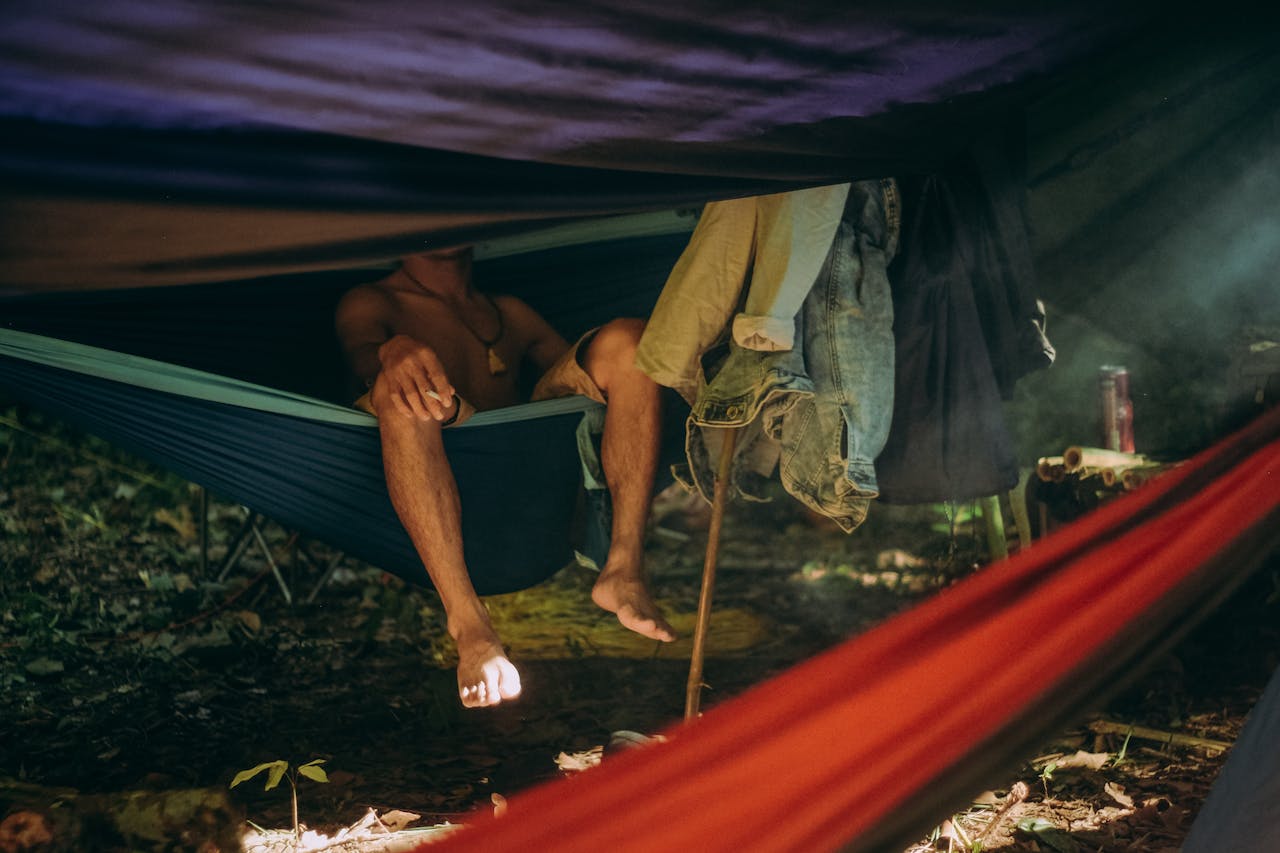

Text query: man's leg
(370, 375), (522, 708)
(580, 318), (677, 642)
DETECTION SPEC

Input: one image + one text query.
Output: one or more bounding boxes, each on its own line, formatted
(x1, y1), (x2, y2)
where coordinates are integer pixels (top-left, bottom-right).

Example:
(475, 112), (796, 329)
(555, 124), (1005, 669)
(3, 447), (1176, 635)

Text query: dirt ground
(1, 402), (1277, 852)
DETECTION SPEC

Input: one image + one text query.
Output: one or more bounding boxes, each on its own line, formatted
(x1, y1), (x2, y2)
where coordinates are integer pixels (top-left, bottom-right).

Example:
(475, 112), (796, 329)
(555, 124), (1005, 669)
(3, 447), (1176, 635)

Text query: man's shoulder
(338, 278), (398, 310)
(491, 294), (544, 321)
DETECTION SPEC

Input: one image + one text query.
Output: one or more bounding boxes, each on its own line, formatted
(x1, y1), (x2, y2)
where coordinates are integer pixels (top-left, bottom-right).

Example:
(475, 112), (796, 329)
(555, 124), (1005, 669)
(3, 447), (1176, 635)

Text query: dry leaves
(1053, 750), (1113, 772)
(1103, 780), (1134, 808)
(554, 747), (603, 773)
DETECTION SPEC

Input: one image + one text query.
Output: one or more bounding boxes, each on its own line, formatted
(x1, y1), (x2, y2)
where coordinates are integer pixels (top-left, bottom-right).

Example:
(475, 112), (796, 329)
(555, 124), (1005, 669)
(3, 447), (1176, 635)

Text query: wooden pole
(1088, 719), (1232, 752)
(684, 427), (737, 721)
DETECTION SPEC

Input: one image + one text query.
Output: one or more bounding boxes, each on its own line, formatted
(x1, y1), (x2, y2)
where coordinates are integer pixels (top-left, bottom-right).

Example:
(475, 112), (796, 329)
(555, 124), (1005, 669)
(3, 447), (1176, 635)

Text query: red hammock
(421, 406), (1280, 853)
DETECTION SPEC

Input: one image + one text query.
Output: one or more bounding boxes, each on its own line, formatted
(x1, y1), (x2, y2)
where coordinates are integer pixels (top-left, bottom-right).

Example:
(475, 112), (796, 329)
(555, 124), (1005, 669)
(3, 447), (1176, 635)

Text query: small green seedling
(231, 759), (329, 842)
(1113, 729), (1133, 766)
(1038, 761), (1057, 799)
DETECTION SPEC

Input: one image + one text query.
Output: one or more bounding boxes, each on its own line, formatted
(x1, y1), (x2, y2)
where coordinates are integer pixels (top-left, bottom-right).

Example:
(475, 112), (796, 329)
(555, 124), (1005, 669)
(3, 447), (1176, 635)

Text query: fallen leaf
(153, 506), (196, 541)
(378, 809), (421, 831)
(555, 748), (603, 773)
(1103, 781), (1134, 808)
(25, 657), (64, 676)
(937, 819), (966, 848)
(236, 611), (262, 634)
(1054, 750), (1112, 771)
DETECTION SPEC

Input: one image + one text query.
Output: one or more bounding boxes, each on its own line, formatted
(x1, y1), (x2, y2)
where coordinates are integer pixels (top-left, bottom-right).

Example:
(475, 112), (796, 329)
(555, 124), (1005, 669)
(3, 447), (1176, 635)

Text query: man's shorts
(356, 327), (604, 426)
(530, 327), (605, 405)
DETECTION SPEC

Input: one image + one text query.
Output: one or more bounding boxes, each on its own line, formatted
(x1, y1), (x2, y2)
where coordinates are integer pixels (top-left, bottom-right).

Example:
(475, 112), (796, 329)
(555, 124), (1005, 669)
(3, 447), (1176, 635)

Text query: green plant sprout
(1113, 729), (1134, 766)
(1037, 761), (1057, 799)
(230, 758), (329, 843)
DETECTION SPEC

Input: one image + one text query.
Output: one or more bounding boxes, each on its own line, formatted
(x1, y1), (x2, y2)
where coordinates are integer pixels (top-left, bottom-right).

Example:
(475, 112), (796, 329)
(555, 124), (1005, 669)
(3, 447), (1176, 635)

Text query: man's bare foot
(455, 631), (522, 708)
(591, 570), (677, 642)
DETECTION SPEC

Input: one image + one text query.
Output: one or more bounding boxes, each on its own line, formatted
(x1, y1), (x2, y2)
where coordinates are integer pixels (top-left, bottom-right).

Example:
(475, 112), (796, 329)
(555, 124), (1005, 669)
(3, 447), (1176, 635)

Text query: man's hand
(377, 335), (458, 421)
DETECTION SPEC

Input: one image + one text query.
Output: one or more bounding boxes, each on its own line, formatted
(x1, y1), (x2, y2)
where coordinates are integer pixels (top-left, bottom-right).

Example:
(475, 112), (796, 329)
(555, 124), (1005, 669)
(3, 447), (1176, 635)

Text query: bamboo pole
(1063, 446), (1148, 472)
(1035, 456), (1064, 482)
(684, 427), (738, 721)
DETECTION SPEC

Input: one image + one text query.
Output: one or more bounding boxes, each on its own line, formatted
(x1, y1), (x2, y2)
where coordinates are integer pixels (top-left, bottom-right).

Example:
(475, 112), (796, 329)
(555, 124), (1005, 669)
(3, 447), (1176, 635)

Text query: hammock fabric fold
(417, 404), (1280, 853)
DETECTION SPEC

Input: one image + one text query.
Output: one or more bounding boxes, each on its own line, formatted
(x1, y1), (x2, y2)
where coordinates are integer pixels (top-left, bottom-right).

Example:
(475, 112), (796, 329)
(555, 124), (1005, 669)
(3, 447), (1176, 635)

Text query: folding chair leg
(304, 551), (345, 605)
(250, 524), (294, 605)
(198, 486), (209, 576)
(216, 510), (260, 582)
(685, 426), (737, 721)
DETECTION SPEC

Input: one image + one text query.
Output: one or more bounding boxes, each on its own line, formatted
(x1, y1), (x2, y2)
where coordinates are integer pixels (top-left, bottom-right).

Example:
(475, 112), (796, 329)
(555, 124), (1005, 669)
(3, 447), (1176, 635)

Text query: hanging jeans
(682, 179), (898, 531)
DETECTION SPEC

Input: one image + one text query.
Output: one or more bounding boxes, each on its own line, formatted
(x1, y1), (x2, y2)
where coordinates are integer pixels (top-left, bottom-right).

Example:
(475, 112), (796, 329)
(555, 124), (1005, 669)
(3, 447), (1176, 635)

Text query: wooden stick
(1088, 719), (1233, 752)
(685, 427), (738, 721)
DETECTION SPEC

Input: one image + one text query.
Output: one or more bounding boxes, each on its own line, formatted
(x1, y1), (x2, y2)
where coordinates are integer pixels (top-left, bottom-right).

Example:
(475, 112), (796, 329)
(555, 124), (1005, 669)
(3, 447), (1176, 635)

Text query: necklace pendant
(487, 347), (508, 376)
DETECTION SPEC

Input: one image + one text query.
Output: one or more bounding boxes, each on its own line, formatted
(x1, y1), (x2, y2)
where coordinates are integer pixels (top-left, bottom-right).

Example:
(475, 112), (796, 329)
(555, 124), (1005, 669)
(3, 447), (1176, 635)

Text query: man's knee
(597, 316), (646, 348)
(584, 318), (646, 389)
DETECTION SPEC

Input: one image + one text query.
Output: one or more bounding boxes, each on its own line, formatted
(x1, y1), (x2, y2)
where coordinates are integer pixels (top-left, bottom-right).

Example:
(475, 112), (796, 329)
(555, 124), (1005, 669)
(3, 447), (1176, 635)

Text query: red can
(1099, 365), (1135, 453)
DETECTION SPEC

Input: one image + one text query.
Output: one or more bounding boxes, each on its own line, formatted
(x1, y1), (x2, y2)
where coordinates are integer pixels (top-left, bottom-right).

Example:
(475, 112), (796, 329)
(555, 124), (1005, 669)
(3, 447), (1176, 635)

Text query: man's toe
(498, 662), (523, 700)
(483, 669), (502, 706)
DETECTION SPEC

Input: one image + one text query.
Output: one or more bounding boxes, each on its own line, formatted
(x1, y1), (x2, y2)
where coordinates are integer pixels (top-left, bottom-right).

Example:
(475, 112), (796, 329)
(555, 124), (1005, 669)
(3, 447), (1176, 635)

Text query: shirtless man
(335, 247), (676, 708)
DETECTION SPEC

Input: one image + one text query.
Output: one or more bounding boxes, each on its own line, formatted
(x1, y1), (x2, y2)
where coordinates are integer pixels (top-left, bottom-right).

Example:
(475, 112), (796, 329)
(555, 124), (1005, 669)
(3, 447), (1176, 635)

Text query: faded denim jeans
(683, 179), (898, 532)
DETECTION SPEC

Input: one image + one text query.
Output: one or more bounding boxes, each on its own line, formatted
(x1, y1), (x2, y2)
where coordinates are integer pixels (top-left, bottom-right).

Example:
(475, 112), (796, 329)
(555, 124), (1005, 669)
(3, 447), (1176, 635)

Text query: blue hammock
(0, 329), (598, 595)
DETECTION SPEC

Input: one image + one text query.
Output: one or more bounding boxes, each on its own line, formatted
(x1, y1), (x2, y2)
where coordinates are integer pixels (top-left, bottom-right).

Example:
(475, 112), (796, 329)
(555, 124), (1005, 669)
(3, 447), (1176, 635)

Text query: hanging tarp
(0, 1), (1151, 291)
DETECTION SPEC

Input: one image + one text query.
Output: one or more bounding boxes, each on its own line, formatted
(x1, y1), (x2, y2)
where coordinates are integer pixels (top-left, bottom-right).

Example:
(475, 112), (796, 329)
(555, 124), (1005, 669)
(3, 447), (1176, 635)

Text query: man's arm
(498, 296), (570, 374)
(335, 286), (457, 421)
(335, 286), (394, 388)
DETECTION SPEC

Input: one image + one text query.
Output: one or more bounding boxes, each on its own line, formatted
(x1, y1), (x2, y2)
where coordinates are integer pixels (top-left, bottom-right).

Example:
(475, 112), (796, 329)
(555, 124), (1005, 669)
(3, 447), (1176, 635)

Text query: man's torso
(374, 284), (541, 411)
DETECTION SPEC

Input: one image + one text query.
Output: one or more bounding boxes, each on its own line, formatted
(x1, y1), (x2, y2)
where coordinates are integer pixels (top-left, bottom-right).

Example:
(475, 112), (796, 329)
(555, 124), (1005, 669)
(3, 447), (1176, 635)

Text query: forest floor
(1, 401), (1276, 852)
